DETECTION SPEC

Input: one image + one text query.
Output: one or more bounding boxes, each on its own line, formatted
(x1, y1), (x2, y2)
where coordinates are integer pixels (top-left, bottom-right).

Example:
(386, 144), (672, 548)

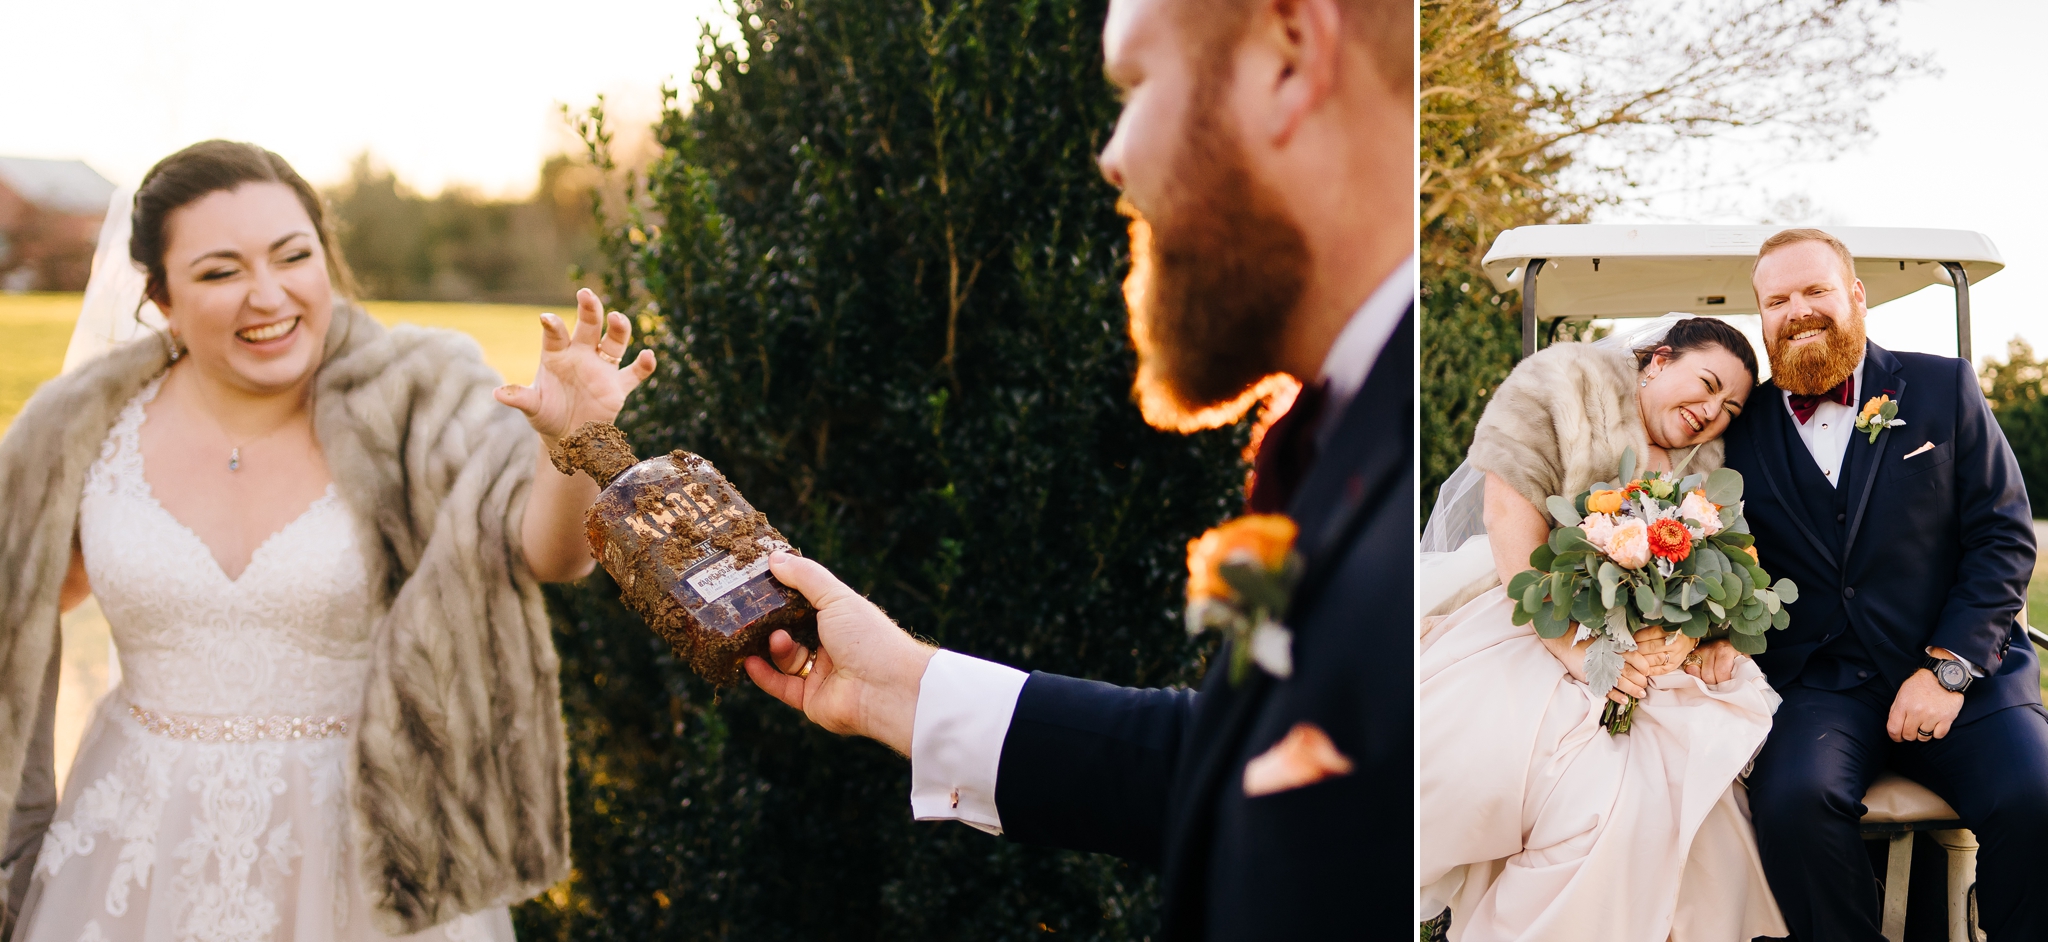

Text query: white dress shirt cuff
(909, 650), (1029, 835)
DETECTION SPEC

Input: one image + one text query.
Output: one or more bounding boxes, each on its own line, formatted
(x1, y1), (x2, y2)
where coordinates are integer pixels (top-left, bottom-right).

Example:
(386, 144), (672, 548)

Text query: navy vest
(1777, 404), (1883, 690)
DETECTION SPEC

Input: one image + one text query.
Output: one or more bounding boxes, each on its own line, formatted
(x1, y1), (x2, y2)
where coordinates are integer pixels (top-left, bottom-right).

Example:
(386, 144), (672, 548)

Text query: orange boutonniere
(1854, 395), (1905, 444)
(1186, 514), (1302, 682)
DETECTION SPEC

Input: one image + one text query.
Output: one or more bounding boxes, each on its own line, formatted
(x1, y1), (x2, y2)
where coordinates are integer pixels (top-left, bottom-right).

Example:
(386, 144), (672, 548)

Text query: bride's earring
(163, 325), (184, 363)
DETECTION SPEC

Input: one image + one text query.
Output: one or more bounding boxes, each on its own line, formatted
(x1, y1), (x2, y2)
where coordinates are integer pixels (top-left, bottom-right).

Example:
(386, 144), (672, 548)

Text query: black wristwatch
(1923, 655), (1973, 694)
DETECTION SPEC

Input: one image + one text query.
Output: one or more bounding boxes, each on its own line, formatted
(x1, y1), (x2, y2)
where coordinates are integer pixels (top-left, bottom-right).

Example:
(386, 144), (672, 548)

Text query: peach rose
(1678, 490), (1723, 535)
(1580, 512), (1619, 550)
(1862, 394), (1891, 419)
(1186, 514), (1298, 601)
(1605, 519), (1652, 570)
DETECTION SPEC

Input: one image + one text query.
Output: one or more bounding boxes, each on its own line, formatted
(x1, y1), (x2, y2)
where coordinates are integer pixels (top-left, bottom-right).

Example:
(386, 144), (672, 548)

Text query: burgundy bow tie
(1247, 381), (1328, 514)
(1788, 378), (1854, 425)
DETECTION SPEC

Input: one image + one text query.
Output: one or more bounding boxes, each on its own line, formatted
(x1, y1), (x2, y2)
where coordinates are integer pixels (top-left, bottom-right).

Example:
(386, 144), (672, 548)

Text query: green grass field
(0, 292), (552, 437)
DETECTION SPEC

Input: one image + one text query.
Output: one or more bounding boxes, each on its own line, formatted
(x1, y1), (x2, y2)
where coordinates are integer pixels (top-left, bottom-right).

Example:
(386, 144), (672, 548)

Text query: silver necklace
(191, 379), (303, 473)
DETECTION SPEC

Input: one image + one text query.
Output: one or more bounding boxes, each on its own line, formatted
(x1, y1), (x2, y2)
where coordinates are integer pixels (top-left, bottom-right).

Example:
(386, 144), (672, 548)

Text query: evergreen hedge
(513, 1), (1249, 938)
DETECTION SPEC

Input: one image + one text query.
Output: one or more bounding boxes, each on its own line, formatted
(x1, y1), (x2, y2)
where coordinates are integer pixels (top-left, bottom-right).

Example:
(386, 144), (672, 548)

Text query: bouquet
(1507, 449), (1799, 734)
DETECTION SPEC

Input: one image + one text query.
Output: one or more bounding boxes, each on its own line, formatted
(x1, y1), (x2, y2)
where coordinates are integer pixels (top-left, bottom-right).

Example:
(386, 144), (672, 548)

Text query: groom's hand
(1684, 640), (1744, 686)
(744, 553), (937, 756)
(1888, 670), (1965, 743)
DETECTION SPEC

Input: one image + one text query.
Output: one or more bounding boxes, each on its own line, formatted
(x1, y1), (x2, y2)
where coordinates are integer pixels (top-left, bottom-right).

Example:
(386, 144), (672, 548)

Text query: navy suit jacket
(1721, 341), (2038, 722)
(990, 311), (1409, 940)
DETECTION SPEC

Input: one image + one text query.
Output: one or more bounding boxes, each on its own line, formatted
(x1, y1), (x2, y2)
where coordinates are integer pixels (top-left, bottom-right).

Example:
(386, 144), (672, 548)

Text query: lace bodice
(78, 377), (377, 719)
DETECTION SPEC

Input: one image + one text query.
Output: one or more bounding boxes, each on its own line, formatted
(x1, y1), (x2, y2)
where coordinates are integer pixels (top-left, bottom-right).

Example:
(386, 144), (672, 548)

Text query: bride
(0, 141), (654, 939)
(1418, 316), (1786, 941)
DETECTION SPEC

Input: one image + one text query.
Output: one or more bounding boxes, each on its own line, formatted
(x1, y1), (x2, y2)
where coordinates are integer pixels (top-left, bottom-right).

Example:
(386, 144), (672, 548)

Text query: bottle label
(685, 540), (786, 603)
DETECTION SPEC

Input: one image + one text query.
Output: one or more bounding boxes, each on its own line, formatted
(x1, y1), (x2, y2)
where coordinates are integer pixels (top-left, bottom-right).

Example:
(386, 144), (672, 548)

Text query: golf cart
(1477, 223), (2020, 942)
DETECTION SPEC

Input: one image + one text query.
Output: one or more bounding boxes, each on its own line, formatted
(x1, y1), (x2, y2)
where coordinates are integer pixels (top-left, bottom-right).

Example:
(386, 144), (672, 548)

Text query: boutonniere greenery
(1185, 514), (1302, 683)
(1855, 394), (1905, 444)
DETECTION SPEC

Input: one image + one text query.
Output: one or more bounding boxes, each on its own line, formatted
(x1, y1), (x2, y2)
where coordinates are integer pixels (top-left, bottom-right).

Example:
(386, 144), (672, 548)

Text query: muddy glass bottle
(551, 422), (818, 686)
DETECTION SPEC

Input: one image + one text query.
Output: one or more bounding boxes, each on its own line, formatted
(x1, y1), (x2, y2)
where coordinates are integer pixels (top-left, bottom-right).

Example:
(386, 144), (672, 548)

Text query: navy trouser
(1747, 681), (2048, 941)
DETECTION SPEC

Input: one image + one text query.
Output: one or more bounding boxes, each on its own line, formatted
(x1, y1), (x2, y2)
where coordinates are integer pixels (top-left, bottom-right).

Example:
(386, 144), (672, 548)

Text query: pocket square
(1903, 441), (1936, 459)
(1243, 722), (1354, 797)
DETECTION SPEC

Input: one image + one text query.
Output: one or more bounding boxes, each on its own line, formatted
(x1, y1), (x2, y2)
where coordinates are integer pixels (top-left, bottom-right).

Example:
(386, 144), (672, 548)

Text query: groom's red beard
(1124, 102), (1309, 434)
(1767, 312), (1866, 396)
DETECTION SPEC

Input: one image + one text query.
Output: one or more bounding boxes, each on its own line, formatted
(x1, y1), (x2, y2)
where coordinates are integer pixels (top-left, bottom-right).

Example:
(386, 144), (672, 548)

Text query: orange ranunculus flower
(1646, 518), (1692, 562)
(1186, 514), (1299, 601)
(1743, 545), (1760, 564)
(1586, 489), (1625, 515)
(1861, 394), (1890, 419)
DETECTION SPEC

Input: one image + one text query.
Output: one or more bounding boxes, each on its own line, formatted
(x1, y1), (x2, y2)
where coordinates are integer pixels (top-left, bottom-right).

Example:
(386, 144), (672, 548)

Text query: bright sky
(1600, 0), (2047, 368)
(0, 0), (732, 197)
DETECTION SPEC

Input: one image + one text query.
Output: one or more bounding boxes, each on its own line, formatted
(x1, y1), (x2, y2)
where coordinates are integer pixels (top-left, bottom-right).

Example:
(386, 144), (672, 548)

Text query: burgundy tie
(1247, 382), (1328, 514)
(1787, 378), (1854, 425)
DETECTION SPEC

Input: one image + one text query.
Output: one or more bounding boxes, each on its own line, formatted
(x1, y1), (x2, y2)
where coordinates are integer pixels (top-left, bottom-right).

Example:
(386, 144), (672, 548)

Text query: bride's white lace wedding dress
(13, 379), (515, 942)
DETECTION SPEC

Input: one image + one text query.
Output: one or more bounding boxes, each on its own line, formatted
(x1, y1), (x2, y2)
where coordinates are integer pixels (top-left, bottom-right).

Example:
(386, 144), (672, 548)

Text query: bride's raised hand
(494, 288), (657, 438)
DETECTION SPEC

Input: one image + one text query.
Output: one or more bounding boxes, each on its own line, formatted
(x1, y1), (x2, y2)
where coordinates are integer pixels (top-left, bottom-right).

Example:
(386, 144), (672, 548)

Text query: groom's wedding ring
(1917, 727), (1935, 739)
(797, 650), (818, 678)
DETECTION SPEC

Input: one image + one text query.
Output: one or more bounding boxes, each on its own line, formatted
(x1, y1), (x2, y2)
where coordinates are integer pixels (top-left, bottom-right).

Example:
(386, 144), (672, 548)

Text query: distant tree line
(1982, 338), (2048, 517)
(323, 153), (608, 304)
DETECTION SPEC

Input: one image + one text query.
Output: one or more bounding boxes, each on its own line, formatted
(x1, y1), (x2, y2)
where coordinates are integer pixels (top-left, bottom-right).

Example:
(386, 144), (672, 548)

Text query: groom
(1713, 228), (2045, 940)
(742, 0), (1412, 937)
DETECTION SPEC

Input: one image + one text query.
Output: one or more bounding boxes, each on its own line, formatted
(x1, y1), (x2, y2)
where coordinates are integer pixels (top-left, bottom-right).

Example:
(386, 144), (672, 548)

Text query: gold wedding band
(796, 651), (818, 679)
(598, 350), (622, 366)
(1683, 653), (1703, 667)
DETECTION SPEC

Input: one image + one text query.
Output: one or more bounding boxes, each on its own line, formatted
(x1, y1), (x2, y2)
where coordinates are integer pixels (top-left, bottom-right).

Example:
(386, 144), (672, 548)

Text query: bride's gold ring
(598, 350), (622, 366)
(1682, 653), (1703, 667)
(796, 651), (818, 678)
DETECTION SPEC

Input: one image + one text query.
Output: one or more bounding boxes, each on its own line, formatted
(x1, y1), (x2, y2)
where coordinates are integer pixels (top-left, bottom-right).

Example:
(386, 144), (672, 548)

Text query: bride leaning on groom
(1420, 227), (2043, 942)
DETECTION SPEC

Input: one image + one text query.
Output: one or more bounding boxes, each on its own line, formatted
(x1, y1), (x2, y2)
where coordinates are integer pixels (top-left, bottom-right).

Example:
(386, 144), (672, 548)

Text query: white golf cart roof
(1479, 224), (2004, 358)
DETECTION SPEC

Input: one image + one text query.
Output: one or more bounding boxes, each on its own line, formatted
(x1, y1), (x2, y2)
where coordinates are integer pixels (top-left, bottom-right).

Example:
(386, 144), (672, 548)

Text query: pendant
(229, 447), (241, 472)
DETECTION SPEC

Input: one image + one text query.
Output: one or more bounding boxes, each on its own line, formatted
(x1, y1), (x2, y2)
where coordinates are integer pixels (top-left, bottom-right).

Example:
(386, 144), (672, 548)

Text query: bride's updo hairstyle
(129, 140), (358, 308)
(1632, 317), (1758, 383)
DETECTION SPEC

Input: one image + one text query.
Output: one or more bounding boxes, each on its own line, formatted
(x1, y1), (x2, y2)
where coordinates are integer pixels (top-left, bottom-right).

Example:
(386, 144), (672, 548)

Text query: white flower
(1678, 490), (1723, 536)
(1250, 622), (1293, 678)
(1605, 519), (1652, 569)
(1580, 512), (1619, 549)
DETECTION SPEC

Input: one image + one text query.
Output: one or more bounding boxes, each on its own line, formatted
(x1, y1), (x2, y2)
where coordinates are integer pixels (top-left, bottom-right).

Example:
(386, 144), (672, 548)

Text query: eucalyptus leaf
(1774, 579), (1800, 604)
(1682, 620), (1709, 639)
(1618, 449), (1637, 486)
(1507, 570), (1539, 599)
(1731, 630), (1768, 655)
(1634, 583), (1657, 615)
(1529, 543), (1558, 571)
(1547, 495), (1583, 528)
(1707, 599), (1725, 619)
(1704, 467), (1743, 505)
(1772, 607), (1791, 630)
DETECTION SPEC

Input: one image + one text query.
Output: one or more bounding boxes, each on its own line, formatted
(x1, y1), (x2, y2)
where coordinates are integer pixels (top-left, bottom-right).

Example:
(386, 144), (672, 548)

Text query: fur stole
(0, 304), (568, 933)
(1467, 342), (1724, 520)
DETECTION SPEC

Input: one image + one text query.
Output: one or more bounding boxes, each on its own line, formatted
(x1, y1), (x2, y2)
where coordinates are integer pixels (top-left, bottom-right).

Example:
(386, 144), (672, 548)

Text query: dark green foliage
(513, 0), (1249, 938)
(1420, 270), (1520, 520)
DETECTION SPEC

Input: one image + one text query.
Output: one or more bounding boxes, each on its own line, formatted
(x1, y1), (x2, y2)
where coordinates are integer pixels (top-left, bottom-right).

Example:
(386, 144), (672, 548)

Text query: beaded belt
(128, 703), (352, 742)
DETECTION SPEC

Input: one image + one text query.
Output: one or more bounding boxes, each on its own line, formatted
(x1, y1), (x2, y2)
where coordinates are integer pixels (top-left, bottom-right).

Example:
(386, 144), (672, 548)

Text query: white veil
(1416, 313), (1700, 622)
(63, 186), (164, 374)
